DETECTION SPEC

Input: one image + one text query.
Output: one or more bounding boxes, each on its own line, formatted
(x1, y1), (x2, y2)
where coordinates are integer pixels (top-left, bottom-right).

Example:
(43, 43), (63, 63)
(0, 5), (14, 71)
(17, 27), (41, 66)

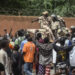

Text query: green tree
(0, 0), (75, 16)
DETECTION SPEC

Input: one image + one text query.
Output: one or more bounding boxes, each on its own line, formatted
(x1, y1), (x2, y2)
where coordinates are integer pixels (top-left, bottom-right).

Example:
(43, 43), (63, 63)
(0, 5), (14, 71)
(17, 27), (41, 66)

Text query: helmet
(51, 14), (57, 18)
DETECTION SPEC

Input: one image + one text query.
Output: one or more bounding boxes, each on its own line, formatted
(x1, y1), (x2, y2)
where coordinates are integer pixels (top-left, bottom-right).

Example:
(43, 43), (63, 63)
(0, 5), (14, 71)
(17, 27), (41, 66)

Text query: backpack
(15, 37), (24, 47)
(69, 46), (75, 66)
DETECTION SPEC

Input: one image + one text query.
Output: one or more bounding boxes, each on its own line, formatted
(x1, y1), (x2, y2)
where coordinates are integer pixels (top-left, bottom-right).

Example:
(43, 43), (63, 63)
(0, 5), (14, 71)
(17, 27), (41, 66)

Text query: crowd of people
(0, 11), (75, 75)
(0, 25), (74, 75)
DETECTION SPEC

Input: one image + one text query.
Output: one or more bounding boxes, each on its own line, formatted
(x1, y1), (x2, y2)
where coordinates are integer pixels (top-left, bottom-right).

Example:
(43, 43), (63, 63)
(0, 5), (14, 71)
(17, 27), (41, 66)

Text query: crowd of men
(0, 11), (75, 75)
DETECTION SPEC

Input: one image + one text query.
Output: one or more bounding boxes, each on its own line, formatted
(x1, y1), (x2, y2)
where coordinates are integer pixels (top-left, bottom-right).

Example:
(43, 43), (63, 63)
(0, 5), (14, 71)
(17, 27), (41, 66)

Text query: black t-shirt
(53, 43), (73, 62)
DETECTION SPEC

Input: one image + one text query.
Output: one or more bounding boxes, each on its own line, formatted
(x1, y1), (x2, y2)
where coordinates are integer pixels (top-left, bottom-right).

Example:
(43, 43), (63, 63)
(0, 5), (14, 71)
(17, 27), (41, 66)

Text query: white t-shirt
(0, 49), (9, 75)
(69, 46), (75, 67)
(53, 43), (61, 64)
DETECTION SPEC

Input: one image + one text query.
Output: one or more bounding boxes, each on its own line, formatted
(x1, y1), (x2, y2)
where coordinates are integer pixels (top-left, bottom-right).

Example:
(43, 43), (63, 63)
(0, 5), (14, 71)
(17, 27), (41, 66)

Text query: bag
(69, 46), (75, 66)
(18, 37), (23, 47)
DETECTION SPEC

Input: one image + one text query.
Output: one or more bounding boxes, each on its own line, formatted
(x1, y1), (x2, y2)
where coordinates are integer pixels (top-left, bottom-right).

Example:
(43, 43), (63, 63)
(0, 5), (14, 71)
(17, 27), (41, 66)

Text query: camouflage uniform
(38, 16), (51, 28)
(57, 16), (67, 38)
(57, 15), (66, 28)
(57, 27), (70, 38)
(38, 16), (55, 41)
(51, 21), (60, 30)
(51, 20), (60, 39)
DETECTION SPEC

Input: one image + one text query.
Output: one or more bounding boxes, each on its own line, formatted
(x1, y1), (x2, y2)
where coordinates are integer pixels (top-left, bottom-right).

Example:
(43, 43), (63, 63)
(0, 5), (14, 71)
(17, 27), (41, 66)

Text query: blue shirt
(20, 39), (28, 52)
(65, 39), (72, 46)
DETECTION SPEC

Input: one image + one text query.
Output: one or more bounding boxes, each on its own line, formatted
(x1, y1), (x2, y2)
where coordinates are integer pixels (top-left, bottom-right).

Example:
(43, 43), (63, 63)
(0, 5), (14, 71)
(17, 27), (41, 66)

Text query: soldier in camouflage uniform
(32, 11), (55, 41)
(51, 14), (61, 39)
(57, 15), (66, 28)
(51, 14), (67, 39)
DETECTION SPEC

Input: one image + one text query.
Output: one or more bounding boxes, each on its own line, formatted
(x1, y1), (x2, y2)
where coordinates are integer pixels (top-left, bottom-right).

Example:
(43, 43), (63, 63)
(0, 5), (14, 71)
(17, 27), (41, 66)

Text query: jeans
(24, 62), (33, 75)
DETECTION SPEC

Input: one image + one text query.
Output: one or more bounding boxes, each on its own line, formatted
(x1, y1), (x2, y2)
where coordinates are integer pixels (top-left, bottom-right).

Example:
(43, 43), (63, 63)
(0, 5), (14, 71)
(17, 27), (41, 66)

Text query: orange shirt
(23, 42), (35, 63)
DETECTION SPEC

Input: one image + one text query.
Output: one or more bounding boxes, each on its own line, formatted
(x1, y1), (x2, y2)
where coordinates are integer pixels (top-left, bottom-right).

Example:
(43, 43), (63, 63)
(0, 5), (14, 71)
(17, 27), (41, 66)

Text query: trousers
(24, 62), (33, 75)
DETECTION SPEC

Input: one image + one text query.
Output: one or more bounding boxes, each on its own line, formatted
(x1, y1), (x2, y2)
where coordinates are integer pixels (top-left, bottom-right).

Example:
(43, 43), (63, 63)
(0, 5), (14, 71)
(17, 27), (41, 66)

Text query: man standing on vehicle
(32, 11), (55, 41)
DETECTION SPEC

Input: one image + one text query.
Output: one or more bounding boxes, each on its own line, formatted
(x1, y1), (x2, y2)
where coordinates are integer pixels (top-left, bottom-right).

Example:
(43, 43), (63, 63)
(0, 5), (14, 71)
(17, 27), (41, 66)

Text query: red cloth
(45, 65), (51, 75)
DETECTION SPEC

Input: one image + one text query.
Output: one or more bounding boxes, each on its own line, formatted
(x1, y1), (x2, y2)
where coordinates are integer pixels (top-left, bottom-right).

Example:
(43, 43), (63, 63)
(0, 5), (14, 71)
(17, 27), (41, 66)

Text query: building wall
(0, 15), (75, 35)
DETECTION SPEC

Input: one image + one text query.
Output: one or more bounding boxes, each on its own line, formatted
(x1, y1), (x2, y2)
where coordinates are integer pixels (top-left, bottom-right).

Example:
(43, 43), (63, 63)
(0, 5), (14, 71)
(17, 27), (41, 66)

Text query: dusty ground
(0, 15), (75, 35)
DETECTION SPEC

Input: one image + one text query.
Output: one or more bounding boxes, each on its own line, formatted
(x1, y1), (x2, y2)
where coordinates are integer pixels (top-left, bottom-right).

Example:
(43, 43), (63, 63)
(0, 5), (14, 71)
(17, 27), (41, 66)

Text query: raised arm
(32, 18), (39, 23)
(53, 39), (61, 52)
